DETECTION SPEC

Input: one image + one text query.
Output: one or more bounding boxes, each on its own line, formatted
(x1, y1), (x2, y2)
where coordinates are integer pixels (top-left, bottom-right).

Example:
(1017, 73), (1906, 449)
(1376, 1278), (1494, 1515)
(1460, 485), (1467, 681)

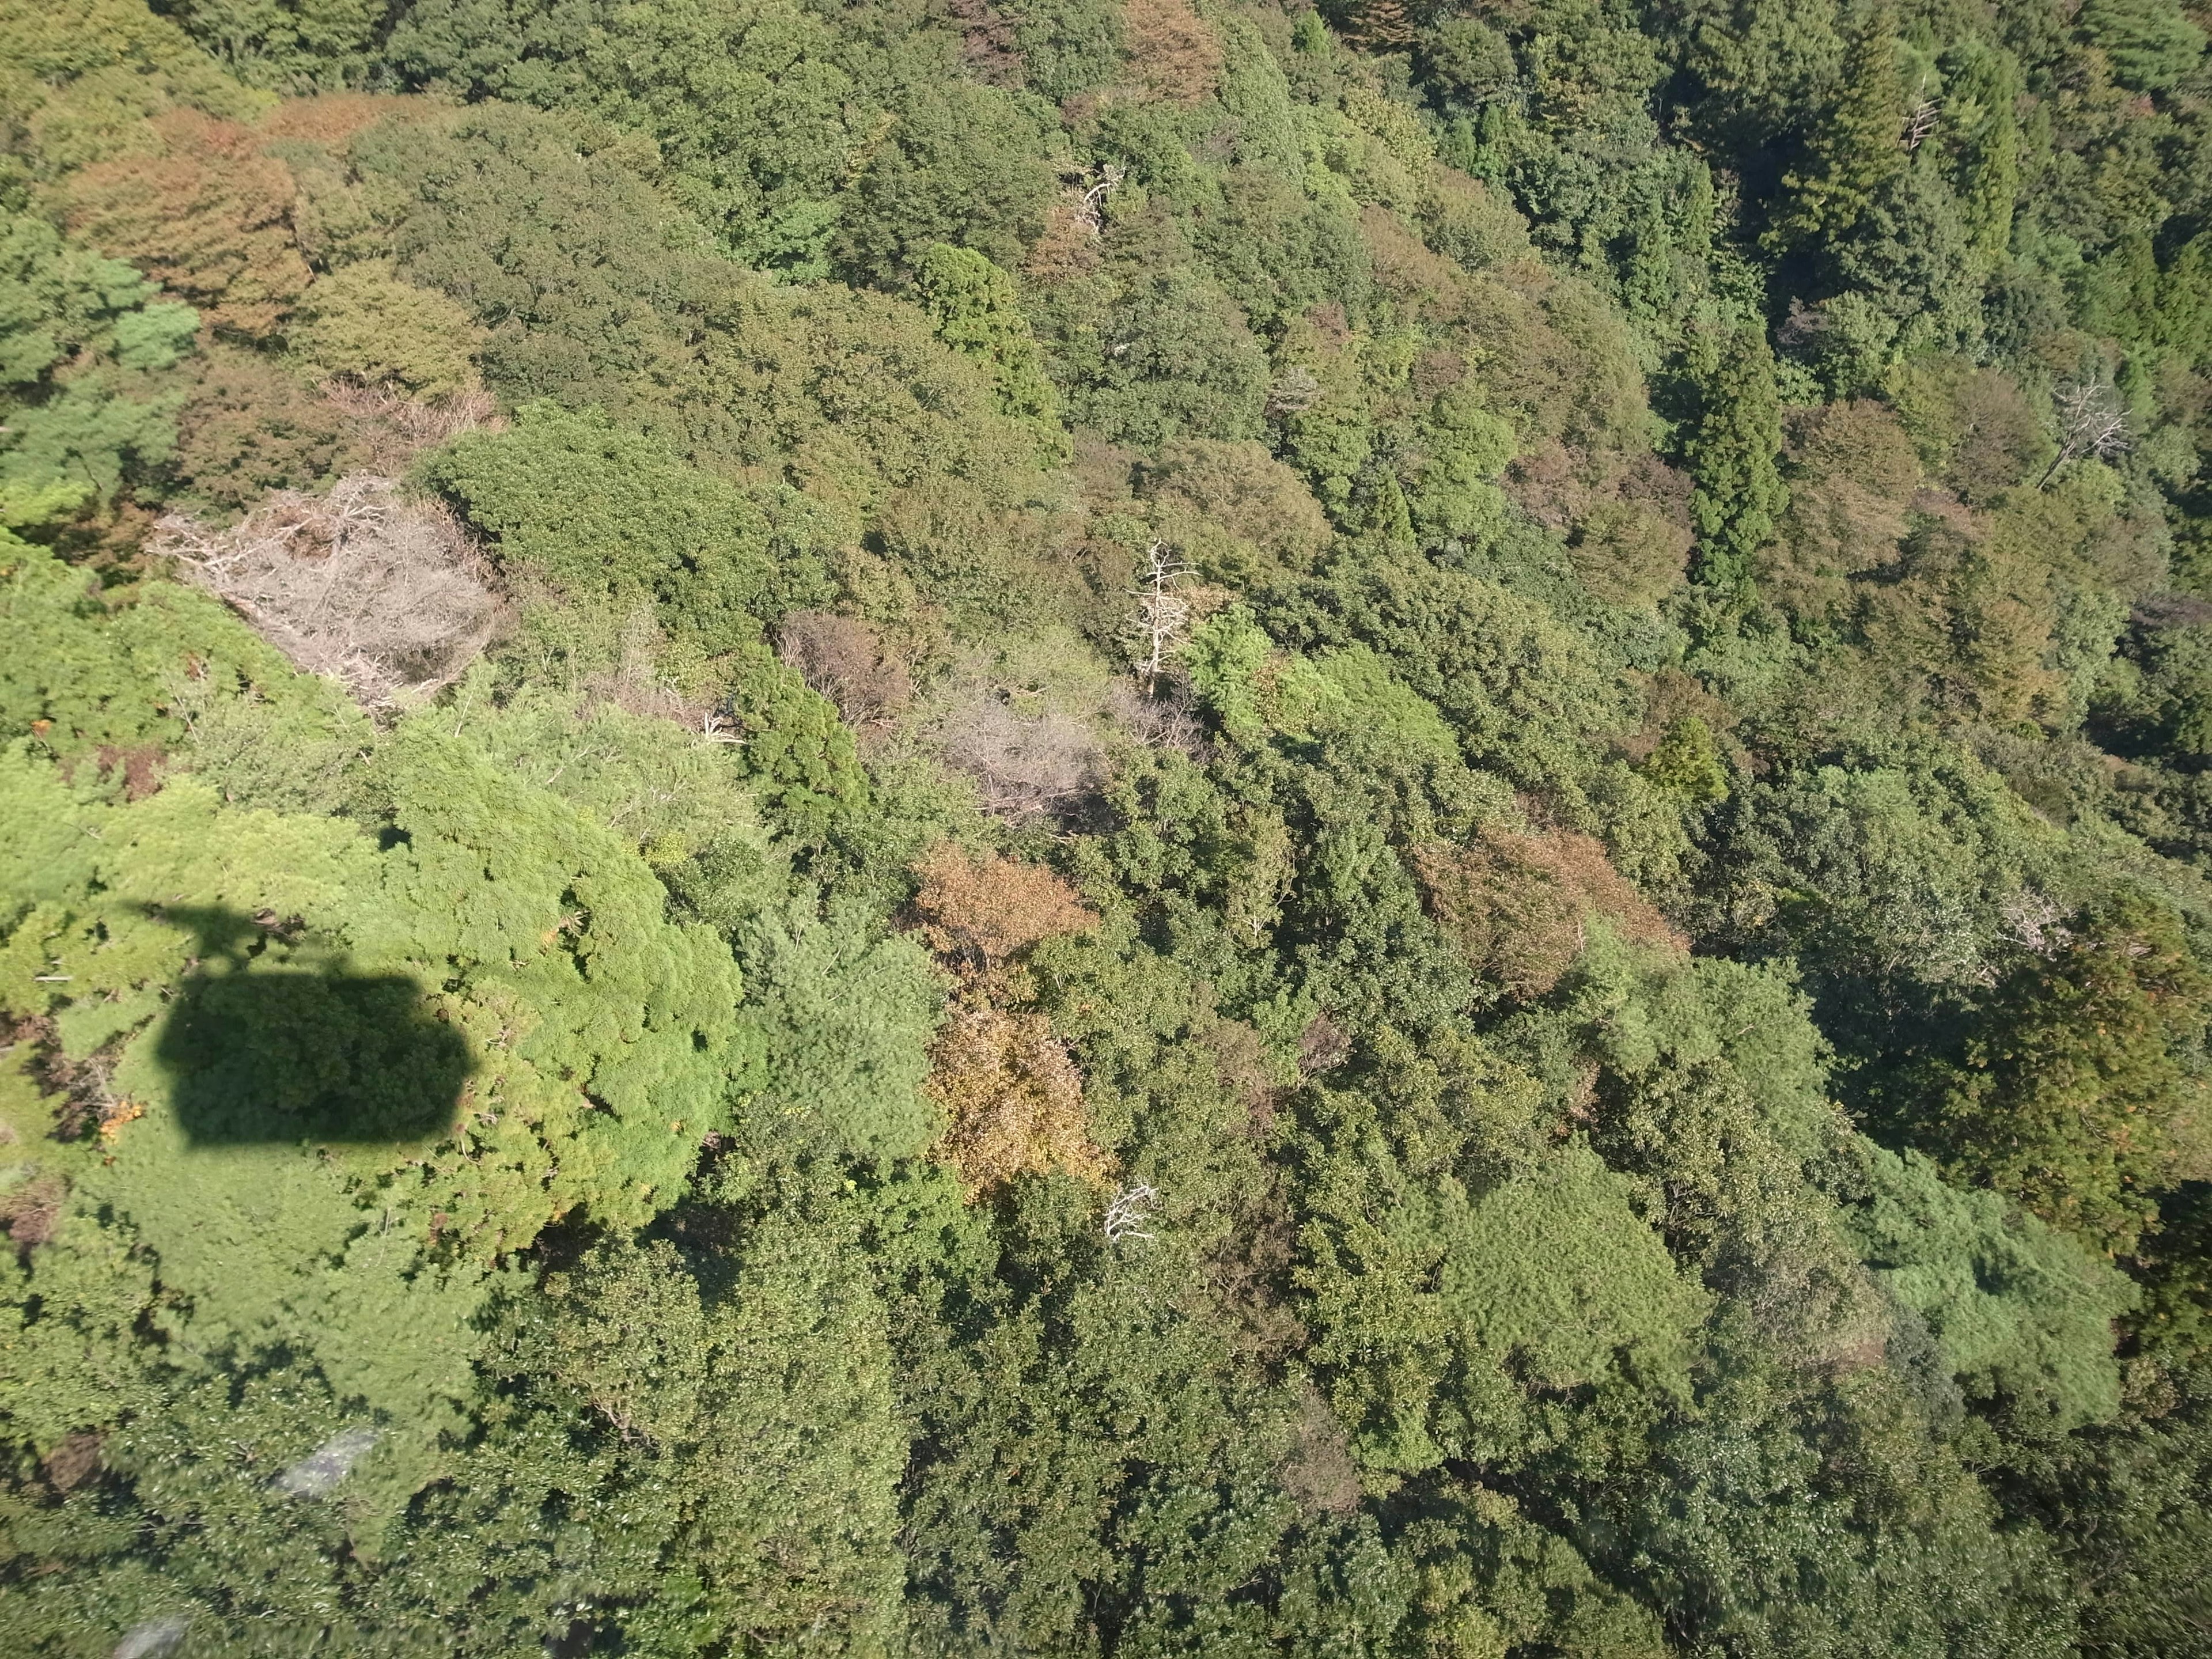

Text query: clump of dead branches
(778, 609), (913, 727)
(156, 474), (499, 707)
(936, 688), (1104, 823)
(320, 383), (501, 475)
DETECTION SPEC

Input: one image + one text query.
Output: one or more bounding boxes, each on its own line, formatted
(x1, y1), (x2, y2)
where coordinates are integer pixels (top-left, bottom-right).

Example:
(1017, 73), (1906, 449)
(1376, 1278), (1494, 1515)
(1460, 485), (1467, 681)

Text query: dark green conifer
(1766, 4), (1907, 252)
(1684, 324), (1788, 590)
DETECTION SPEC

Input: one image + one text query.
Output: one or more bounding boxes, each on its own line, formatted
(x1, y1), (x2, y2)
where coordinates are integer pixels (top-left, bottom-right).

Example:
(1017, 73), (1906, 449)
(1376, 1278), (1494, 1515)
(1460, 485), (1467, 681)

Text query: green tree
(1899, 892), (2212, 1257)
(2078, 0), (2206, 93)
(1683, 324), (1787, 590)
(1642, 713), (1729, 803)
(1941, 36), (2021, 279)
(162, 0), (390, 89)
(423, 402), (818, 647)
(346, 101), (752, 423)
(1301, 1134), (1709, 1472)
(1010, 0), (1124, 102)
(911, 242), (1065, 460)
(730, 896), (944, 1161)
(1765, 4), (1907, 252)
(289, 257), (483, 397)
(0, 210), (196, 502)
(1844, 1142), (2137, 1431)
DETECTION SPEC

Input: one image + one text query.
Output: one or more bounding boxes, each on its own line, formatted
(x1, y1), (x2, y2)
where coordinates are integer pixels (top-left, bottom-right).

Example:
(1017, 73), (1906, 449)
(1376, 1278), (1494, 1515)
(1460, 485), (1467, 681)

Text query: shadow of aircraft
(150, 906), (472, 1145)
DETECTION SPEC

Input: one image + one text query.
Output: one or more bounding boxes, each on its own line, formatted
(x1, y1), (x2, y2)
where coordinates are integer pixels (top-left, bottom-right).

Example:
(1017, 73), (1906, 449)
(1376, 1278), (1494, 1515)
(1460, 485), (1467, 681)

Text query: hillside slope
(4, 0), (2212, 1652)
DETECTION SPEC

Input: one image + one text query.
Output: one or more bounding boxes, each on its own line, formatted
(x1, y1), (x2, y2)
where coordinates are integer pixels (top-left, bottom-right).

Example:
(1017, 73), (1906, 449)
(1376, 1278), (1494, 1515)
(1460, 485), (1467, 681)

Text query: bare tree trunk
(1131, 540), (1191, 690)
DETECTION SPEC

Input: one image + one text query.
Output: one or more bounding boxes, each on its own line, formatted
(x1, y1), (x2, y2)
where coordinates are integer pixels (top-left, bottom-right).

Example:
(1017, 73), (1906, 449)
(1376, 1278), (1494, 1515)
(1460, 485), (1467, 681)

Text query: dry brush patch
(934, 686), (1105, 823)
(926, 1002), (1112, 1196)
(157, 474), (499, 707)
(319, 383), (502, 474)
(777, 609), (913, 728)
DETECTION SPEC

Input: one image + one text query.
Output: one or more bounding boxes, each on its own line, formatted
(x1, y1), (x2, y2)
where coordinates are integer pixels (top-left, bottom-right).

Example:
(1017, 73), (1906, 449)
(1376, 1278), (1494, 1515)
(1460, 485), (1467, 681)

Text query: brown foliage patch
(1204, 1186), (1306, 1362)
(911, 843), (1097, 974)
(1344, 0), (1416, 51)
(1459, 261), (1648, 463)
(1895, 358), (2050, 505)
(1457, 255), (1688, 613)
(1944, 370), (2048, 503)
(1412, 825), (1683, 1001)
(1, 1172), (66, 1251)
(1070, 432), (1139, 507)
(40, 1431), (104, 1495)
(257, 94), (419, 148)
(1417, 166), (1532, 271)
(927, 1004), (1112, 1195)
(940, 0), (1026, 84)
(1358, 206), (1461, 309)
(61, 108), (310, 338)
(90, 743), (164, 802)
(1139, 438), (1333, 578)
(1620, 667), (1736, 767)
(1564, 452), (1694, 609)
(1024, 196), (1103, 285)
(778, 610), (912, 727)
(172, 344), (366, 512)
(1508, 440), (1693, 611)
(1206, 1018), (1279, 1128)
(911, 847), (1107, 1197)
(1123, 0), (1224, 103)
(1297, 1010), (1351, 1075)
(26, 1027), (119, 1146)
(1279, 1387), (1362, 1515)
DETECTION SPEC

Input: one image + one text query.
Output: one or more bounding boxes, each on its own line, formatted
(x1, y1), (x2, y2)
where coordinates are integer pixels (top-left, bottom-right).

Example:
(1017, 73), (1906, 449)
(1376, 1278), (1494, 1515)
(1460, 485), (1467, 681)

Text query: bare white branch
(1128, 539), (1192, 690)
(1265, 365), (1323, 417)
(2040, 380), (2131, 488)
(1999, 889), (2070, 957)
(272, 1425), (379, 1498)
(1076, 162), (1126, 236)
(1104, 1183), (1159, 1244)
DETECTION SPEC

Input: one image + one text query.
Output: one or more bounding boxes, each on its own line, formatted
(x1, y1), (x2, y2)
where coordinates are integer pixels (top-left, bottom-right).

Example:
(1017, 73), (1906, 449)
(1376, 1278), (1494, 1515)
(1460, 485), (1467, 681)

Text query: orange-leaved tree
(62, 107), (310, 339)
(909, 843), (1110, 1195)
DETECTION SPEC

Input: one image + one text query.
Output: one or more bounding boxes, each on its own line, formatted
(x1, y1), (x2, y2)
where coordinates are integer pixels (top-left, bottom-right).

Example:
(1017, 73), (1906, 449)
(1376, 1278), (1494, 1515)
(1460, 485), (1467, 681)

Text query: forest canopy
(5, 0), (2212, 1653)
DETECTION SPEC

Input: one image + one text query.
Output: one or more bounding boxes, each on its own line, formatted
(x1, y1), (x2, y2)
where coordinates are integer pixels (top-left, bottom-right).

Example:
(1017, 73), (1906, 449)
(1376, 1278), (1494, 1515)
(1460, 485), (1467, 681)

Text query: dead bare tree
(2038, 380), (2130, 488)
(1129, 539), (1192, 690)
(1105, 677), (1207, 757)
(1075, 161), (1126, 235)
(157, 474), (498, 707)
(1902, 78), (1941, 150)
(1104, 1183), (1159, 1243)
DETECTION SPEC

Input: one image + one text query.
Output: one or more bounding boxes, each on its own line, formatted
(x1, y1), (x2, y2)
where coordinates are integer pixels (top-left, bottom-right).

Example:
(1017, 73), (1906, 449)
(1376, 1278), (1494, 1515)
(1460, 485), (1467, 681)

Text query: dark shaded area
(151, 906), (471, 1144)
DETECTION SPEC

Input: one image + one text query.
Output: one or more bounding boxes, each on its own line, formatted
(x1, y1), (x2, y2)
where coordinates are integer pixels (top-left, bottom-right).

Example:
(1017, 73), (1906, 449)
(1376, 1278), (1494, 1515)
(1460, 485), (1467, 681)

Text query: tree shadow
(151, 906), (472, 1145)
